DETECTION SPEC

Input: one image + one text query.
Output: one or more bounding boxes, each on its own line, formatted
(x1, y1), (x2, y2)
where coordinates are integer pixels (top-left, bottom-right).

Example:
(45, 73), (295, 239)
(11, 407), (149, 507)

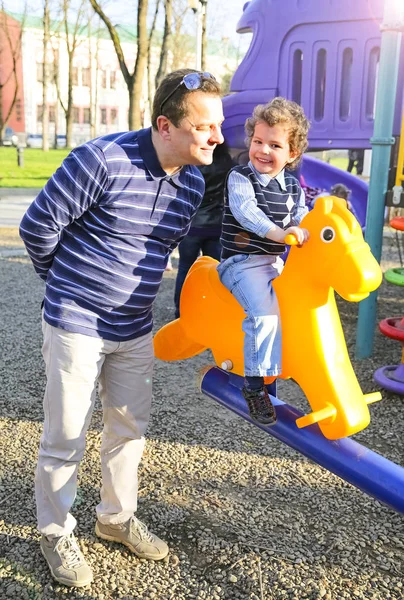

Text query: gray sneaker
(95, 516), (169, 560)
(40, 533), (93, 587)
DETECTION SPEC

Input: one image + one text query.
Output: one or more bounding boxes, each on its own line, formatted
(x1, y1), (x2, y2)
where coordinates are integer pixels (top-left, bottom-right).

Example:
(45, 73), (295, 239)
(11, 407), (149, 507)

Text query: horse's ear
(314, 195), (333, 215)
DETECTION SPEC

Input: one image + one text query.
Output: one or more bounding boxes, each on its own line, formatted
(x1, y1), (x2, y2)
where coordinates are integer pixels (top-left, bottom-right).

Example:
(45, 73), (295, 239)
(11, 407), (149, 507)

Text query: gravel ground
(0, 228), (403, 600)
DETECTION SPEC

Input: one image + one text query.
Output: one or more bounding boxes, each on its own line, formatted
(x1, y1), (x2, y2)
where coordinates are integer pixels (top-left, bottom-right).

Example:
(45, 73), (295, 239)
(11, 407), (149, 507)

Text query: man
(20, 69), (224, 588)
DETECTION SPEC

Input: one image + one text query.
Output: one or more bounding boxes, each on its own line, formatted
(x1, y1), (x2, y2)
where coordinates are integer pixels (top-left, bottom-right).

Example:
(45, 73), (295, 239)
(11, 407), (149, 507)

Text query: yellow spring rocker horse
(154, 196), (383, 440)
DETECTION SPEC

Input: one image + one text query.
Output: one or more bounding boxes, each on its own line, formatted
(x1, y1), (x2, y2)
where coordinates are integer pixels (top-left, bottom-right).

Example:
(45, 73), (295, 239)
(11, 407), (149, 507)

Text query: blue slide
(301, 155), (368, 229)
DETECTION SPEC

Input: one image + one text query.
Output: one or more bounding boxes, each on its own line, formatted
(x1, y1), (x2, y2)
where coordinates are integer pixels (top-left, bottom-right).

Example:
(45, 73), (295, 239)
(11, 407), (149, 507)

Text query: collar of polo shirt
(137, 127), (187, 188)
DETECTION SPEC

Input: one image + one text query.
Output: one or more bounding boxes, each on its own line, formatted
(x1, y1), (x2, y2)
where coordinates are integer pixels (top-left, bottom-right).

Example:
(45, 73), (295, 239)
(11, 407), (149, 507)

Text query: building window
(72, 107), (80, 123)
(82, 67), (90, 87)
(49, 105), (56, 123)
(37, 104), (56, 122)
(72, 66), (79, 86)
(101, 70), (107, 89)
(339, 47), (353, 122)
(366, 46), (380, 121)
(37, 62), (44, 83)
(314, 48), (327, 122)
(110, 71), (117, 89)
(83, 107), (91, 124)
(100, 108), (107, 124)
(291, 49), (303, 105)
(110, 108), (118, 125)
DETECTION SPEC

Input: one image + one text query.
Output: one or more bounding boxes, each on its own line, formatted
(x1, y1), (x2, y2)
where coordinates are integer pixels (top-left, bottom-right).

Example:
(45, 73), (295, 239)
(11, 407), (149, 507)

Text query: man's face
(169, 91), (225, 166)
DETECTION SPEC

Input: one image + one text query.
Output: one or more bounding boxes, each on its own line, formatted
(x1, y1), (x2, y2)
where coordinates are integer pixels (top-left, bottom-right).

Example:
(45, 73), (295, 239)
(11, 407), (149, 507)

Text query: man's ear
(156, 116), (172, 141)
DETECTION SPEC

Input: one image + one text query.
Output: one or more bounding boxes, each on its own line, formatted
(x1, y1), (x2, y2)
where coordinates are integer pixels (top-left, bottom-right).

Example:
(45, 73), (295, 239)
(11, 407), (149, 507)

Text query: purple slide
(301, 155), (368, 229)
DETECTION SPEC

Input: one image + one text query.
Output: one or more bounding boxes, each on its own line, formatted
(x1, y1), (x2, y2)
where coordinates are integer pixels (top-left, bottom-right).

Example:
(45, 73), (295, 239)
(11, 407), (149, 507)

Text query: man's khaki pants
(36, 320), (154, 538)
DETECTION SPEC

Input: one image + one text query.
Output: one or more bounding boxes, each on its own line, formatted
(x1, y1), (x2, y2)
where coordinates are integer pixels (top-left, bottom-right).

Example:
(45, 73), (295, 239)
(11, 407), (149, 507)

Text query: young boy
(218, 98), (310, 425)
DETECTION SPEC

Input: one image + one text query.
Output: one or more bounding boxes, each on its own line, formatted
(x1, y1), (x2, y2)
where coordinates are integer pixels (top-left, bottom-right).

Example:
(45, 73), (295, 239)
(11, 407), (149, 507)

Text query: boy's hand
(284, 226), (310, 245)
(266, 225), (309, 245)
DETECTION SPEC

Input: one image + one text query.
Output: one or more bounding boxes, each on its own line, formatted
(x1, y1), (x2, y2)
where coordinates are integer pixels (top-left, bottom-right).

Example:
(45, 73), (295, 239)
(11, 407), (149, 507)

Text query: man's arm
(227, 171), (276, 238)
(19, 143), (109, 280)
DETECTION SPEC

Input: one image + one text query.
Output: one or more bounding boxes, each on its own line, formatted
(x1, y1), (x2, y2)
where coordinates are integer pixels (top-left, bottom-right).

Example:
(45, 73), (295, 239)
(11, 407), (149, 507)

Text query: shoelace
(130, 517), (154, 543)
(249, 390), (272, 415)
(54, 534), (84, 569)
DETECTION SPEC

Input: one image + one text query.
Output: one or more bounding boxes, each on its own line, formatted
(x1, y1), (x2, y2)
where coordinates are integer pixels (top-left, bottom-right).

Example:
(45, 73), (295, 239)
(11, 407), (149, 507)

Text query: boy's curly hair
(245, 97), (310, 169)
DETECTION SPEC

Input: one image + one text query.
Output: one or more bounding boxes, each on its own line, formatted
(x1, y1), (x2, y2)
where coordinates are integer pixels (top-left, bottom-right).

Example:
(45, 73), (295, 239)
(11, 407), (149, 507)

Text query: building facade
(1, 12), (238, 146)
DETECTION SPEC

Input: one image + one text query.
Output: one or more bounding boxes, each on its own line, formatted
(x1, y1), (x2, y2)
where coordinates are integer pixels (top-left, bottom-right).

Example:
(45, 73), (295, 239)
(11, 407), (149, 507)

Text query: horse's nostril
(321, 227), (335, 243)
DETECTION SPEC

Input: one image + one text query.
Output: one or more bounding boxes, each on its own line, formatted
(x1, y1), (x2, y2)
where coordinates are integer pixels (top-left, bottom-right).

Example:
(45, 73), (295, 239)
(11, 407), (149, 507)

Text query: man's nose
(210, 125), (224, 144)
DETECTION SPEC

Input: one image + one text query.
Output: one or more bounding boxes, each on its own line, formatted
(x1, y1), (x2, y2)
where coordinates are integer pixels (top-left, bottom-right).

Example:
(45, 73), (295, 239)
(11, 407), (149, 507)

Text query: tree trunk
(201, 0), (207, 71)
(130, 0), (148, 130)
(66, 52), (74, 147)
(89, 0), (148, 132)
(155, 0), (172, 89)
(147, 0), (161, 116)
(42, 0), (50, 151)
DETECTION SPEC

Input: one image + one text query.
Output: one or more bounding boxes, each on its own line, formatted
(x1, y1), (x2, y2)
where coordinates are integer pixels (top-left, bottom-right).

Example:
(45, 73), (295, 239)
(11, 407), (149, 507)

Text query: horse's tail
(154, 319), (207, 361)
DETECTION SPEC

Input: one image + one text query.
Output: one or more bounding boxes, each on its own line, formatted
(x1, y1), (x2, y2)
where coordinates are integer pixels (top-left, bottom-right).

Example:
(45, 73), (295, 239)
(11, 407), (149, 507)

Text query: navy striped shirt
(20, 128), (205, 341)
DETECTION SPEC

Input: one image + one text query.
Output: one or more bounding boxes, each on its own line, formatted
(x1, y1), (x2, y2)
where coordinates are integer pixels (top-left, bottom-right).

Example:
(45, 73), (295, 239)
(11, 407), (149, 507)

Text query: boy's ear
(288, 150), (300, 163)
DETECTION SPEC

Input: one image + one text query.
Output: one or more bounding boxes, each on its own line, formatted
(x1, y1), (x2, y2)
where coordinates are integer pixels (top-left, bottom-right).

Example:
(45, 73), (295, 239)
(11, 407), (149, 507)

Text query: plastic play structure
(155, 197), (404, 512)
(155, 0), (404, 513)
(223, 0), (404, 229)
(374, 126), (404, 394)
(155, 196), (383, 438)
(374, 318), (404, 394)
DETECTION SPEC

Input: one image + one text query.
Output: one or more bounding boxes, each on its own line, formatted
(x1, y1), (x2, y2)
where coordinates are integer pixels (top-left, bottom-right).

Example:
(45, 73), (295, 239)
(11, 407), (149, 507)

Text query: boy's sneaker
(242, 385), (277, 425)
(95, 516), (169, 561)
(40, 533), (93, 588)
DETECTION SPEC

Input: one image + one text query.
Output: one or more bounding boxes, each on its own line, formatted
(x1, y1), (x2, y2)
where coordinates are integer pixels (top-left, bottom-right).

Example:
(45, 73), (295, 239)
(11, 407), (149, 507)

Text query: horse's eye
(321, 227), (335, 243)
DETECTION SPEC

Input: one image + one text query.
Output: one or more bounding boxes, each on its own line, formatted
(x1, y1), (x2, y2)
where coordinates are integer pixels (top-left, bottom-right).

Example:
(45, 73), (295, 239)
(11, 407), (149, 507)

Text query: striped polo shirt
(221, 163), (304, 258)
(20, 128), (205, 341)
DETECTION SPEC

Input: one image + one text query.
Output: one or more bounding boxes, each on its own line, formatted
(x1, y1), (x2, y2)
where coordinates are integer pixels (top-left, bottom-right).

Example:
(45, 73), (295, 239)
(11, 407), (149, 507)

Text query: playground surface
(0, 228), (403, 600)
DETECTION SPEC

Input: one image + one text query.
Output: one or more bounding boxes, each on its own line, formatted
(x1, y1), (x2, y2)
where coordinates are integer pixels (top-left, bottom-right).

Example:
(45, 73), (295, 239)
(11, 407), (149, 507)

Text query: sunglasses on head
(160, 71), (216, 116)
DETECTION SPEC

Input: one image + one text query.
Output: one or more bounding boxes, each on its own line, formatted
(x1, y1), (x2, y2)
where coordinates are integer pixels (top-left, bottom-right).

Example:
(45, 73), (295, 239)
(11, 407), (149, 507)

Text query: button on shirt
(20, 128), (205, 341)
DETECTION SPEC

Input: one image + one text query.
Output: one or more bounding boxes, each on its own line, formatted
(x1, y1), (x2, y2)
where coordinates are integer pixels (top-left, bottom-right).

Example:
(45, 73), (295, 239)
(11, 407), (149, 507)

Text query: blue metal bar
(356, 1), (403, 359)
(201, 367), (404, 514)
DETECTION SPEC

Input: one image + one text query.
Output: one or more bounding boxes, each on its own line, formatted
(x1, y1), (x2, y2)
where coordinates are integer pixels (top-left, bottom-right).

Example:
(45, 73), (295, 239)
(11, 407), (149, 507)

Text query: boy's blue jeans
(217, 254), (284, 377)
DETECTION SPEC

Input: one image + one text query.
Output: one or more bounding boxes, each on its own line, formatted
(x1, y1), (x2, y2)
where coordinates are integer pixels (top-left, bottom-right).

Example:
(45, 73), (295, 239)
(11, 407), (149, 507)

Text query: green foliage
(0, 148), (69, 188)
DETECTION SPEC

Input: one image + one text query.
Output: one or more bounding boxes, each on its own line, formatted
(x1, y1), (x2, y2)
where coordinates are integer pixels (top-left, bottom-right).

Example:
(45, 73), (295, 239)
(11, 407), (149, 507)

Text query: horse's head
(288, 196), (382, 302)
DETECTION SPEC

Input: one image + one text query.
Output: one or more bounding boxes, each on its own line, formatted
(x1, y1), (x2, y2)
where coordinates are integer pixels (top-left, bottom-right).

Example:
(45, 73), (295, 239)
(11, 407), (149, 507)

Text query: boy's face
(249, 121), (298, 177)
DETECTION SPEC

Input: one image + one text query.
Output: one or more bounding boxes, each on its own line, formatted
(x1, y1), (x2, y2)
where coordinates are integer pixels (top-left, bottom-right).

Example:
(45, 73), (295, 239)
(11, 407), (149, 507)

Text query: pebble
(0, 246), (403, 600)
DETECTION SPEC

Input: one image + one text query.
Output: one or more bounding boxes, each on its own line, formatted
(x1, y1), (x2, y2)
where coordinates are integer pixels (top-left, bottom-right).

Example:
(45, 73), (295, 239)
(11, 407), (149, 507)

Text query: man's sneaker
(242, 385), (277, 425)
(40, 533), (93, 588)
(95, 516), (169, 561)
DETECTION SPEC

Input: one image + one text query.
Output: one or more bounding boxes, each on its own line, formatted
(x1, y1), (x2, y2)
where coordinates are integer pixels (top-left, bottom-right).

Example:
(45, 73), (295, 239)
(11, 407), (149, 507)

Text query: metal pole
(355, 0), (403, 359)
(201, 368), (404, 514)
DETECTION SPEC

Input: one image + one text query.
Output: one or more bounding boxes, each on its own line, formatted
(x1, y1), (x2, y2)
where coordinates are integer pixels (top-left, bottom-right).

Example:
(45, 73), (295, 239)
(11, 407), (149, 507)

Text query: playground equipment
(373, 118), (404, 392)
(384, 214), (404, 286)
(155, 196), (383, 440)
(384, 123), (404, 286)
(223, 0), (404, 230)
(200, 368), (404, 514)
(374, 318), (404, 394)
